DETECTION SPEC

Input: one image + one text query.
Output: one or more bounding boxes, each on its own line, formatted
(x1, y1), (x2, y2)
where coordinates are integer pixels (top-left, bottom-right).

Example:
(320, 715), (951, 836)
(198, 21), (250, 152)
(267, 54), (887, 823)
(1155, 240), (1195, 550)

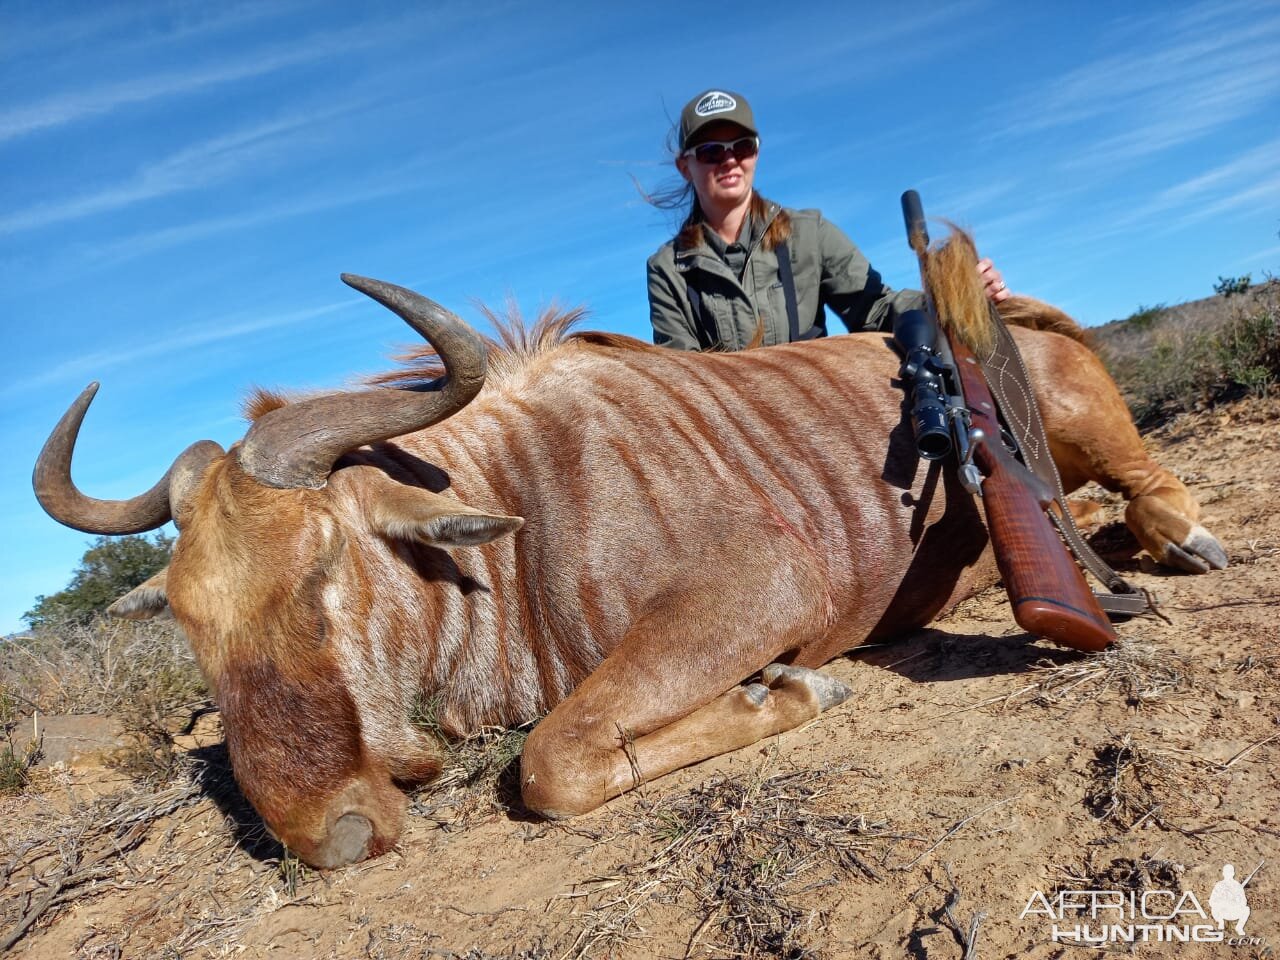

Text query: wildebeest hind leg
(519, 546), (842, 819)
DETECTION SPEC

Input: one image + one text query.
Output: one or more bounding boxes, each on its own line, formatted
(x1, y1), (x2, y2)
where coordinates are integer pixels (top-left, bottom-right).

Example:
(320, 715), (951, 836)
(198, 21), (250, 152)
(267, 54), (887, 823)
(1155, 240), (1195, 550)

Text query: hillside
(1091, 280), (1278, 427)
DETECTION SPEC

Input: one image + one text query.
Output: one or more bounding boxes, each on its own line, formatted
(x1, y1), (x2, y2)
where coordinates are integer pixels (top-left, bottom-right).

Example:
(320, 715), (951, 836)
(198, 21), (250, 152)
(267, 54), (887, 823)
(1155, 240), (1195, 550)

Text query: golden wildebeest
(33, 232), (1225, 867)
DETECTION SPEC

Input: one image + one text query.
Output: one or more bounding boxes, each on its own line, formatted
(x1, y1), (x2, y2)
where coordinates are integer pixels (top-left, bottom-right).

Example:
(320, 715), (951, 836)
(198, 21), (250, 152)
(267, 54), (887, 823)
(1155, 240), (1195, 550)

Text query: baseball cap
(679, 89), (758, 150)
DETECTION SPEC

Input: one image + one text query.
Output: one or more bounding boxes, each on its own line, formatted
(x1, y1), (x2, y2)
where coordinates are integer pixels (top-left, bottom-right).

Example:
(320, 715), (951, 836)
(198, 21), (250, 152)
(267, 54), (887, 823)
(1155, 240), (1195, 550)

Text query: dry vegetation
(4, 283), (1279, 957)
(1093, 279), (1279, 426)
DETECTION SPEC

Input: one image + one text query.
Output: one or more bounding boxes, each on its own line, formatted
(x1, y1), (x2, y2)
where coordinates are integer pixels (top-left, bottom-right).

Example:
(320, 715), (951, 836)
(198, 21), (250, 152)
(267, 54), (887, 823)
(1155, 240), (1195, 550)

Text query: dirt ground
(4, 396), (1278, 960)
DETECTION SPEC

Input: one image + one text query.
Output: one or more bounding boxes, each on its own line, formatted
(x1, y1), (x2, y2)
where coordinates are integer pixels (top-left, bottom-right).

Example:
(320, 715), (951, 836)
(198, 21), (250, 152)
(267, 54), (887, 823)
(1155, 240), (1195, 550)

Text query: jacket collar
(674, 198), (781, 273)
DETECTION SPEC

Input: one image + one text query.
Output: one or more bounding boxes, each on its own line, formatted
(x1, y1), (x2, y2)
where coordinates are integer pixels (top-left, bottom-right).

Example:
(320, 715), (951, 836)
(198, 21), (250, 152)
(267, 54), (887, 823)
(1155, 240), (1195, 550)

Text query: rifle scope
(893, 309), (952, 460)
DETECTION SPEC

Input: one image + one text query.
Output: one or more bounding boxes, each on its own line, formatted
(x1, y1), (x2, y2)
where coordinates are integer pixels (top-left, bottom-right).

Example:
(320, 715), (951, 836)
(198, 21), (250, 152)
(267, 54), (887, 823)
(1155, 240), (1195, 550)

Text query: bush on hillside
(1123, 303), (1166, 331)
(1213, 274), (1252, 298)
(1103, 283), (1279, 426)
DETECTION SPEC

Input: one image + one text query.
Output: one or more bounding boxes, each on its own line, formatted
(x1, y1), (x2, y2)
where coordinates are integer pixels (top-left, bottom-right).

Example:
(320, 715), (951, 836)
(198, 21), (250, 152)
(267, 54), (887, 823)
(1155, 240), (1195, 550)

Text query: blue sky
(3, 0), (1278, 633)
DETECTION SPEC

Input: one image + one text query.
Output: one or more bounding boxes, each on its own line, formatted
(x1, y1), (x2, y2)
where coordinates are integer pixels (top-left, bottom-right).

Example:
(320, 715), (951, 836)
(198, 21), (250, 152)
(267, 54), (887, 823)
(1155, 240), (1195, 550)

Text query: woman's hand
(977, 258), (1011, 303)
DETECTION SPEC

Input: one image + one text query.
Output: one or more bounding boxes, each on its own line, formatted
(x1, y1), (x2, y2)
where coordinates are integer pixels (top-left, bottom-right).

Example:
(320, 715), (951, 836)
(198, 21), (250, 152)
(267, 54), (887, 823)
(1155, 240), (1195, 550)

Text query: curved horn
(237, 275), (487, 489)
(34, 382), (225, 534)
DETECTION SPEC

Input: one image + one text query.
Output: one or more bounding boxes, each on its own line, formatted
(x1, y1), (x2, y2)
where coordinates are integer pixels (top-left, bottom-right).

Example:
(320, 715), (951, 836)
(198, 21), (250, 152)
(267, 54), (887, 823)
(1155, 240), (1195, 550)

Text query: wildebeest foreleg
(521, 664), (849, 819)
(1018, 327), (1229, 573)
(519, 546), (843, 818)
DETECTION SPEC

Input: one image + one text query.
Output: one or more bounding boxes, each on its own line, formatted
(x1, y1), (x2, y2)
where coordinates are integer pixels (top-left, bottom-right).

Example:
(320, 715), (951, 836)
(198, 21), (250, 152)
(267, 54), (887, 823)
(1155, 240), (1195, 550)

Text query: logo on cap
(694, 92), (737, 117)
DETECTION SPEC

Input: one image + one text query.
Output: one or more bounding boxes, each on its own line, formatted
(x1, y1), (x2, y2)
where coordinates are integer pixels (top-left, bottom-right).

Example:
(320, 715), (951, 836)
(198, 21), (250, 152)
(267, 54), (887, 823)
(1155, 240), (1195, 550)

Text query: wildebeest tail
(920, 225), (995, 355)
(921, 225), (1089, 352)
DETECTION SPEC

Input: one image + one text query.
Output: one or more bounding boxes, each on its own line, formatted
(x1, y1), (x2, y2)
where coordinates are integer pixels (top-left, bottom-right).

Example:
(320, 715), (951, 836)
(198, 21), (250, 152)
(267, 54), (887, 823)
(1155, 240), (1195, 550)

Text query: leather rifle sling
(976, 304), (1151, 618)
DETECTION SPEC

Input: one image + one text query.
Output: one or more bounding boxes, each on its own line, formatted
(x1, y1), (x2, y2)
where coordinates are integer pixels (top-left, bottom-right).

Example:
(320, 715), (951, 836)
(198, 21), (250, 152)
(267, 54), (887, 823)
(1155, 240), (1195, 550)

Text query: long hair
(640, 125), (791, 253)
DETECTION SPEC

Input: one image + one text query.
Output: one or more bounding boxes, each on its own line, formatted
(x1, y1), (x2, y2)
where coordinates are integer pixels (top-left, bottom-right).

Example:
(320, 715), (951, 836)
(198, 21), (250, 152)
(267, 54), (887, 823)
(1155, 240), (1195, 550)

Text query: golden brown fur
(920, 224), (997, 354)
(997, 295), (1091, 346)
(923, 226), (1091, 351)
(243, 386), (291, 422)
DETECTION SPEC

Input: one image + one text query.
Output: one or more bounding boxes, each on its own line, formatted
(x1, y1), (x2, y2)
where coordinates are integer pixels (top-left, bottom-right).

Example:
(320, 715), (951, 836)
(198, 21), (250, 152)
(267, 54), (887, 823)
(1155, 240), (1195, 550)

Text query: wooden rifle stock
(901, 188), (1114, 652)
(947, 333), (1116, 651)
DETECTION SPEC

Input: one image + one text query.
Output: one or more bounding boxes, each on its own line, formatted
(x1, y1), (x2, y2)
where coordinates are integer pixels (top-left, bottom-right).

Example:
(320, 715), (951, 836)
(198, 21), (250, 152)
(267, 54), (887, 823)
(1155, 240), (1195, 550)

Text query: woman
(647, 88), (1008, 351)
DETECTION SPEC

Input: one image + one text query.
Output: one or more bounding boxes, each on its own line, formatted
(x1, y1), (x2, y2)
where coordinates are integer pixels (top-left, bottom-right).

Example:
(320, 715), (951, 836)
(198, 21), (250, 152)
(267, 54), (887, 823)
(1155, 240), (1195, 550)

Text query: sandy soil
(4, 397), (1277, 960)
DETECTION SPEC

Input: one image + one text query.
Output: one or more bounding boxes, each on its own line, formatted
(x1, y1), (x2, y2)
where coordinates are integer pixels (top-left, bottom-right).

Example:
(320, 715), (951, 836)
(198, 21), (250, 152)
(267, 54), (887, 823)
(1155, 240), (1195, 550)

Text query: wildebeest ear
(108, 568), (172, 620)
(370, 487), (524, 548)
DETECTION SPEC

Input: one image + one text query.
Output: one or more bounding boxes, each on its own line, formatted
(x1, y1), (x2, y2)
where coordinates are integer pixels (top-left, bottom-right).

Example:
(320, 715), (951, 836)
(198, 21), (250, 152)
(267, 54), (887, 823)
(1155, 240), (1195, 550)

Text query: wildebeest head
(33, 276), (522, 867)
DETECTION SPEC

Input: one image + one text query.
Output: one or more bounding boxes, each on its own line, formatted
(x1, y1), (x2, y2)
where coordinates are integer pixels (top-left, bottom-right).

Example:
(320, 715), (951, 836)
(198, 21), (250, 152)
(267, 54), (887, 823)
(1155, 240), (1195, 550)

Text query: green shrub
(0, 683), (40, 795)
(1124, 303), (1166, 330)
(25, 532), (172, 629)
(1213, 274), (1252, 298)
(0, 735), (40, 795)
(1111, 289), (1279, 425)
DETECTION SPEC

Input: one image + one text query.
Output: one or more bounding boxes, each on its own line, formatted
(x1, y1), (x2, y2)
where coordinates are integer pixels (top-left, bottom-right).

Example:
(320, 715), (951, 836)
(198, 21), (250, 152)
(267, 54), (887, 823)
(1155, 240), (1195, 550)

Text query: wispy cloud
(5, 2), (299, 60)
(1127, 137), (1280, 227)
(990, 2), (1280, 168)
(1240, 243), (1280, 266)
(1059, 138), (1280, 247)
(998, 11), (1280, 133)
(2, 299), (357, 397)
(81, 169), (430, 267)
(0, 22), (399, 143)
(1, 106), (360, 234)
(1165, 171), (1280, 230)
(1061, 56), (1280, 169)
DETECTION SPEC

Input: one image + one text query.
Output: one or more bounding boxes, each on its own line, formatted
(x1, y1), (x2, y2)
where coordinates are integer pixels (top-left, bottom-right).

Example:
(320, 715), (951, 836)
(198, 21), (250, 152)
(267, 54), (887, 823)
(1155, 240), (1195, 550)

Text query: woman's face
(677, 120), (757, 213)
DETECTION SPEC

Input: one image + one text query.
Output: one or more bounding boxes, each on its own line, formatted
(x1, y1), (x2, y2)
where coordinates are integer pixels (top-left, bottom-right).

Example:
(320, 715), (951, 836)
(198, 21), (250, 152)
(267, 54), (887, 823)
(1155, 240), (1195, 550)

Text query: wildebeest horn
(33, 382), (225, 534)
(237, 275), (487, 489)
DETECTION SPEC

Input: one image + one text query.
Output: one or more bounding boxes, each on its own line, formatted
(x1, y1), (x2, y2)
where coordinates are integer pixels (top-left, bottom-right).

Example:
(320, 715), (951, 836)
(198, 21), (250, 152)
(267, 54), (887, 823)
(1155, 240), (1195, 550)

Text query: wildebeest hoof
(1164, 524), (1229, 573)
(742, 682), (770, 707)
(760, 663), (852, 711)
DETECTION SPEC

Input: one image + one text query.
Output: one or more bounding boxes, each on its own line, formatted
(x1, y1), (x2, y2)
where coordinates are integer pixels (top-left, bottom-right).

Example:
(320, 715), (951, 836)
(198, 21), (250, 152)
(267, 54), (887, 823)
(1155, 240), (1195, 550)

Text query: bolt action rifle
(896, 189), (1116, 652)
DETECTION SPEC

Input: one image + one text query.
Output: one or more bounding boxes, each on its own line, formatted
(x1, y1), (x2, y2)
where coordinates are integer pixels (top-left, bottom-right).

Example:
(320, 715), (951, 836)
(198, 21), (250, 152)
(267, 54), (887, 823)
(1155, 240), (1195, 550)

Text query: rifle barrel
(901, 190), (929, 251)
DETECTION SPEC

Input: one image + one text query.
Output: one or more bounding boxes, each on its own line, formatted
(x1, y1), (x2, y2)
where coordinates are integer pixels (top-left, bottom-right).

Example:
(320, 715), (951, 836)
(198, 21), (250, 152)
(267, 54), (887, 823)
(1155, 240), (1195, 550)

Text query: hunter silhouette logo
(694, 91), (737, 117)
(1021, 861), (1264, 946)
(1209, 864), (1250, 934)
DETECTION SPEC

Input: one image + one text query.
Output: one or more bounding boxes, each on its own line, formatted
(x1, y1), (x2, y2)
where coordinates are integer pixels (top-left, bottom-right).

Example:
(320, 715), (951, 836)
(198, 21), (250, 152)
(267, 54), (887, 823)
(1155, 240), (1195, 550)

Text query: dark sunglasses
(682, 136), (759, 165)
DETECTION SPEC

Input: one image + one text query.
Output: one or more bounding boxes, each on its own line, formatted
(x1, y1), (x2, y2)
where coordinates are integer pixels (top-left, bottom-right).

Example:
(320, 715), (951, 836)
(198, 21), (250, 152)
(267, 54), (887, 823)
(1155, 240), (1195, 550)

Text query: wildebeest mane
(242, 303), (637, 422)
(997, 295), (1090, 345)
(367, 302), (628, 389)
(929, 227), (1089, 348)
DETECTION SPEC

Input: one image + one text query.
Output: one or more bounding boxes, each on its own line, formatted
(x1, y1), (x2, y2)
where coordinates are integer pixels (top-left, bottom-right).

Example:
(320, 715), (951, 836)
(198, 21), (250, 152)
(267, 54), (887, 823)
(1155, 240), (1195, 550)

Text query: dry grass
(1, 763), (206, 951)
(1051, 850), (1187, 898)
(0, 746), (318, 956)
(0, 617), (210, 782)
(408, 694), (533, 826)
(1082, 732), (1219, 836)
(1085, 733), (1176, 829)
(1096, 280), (1279, 426)
(560, 759), (901, 960)
(937, 637), (1195, 720)
(1026, 637), (1193, 709)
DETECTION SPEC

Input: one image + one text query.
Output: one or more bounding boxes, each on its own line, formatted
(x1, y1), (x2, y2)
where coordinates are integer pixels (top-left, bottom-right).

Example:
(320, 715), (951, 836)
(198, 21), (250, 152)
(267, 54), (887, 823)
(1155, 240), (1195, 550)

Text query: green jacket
(647, 202), (923, 351)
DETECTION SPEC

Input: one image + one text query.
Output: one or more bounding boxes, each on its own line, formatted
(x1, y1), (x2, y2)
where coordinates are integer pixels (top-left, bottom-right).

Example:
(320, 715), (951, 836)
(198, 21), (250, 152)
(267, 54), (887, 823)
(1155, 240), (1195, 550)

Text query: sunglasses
(682, 136), (759, 165)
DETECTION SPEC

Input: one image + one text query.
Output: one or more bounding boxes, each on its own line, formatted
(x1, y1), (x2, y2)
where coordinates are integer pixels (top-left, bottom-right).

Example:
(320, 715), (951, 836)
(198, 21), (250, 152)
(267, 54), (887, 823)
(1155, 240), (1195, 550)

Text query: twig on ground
(1215, 735), (1278, 772)
(891, 798), (1016, 871)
